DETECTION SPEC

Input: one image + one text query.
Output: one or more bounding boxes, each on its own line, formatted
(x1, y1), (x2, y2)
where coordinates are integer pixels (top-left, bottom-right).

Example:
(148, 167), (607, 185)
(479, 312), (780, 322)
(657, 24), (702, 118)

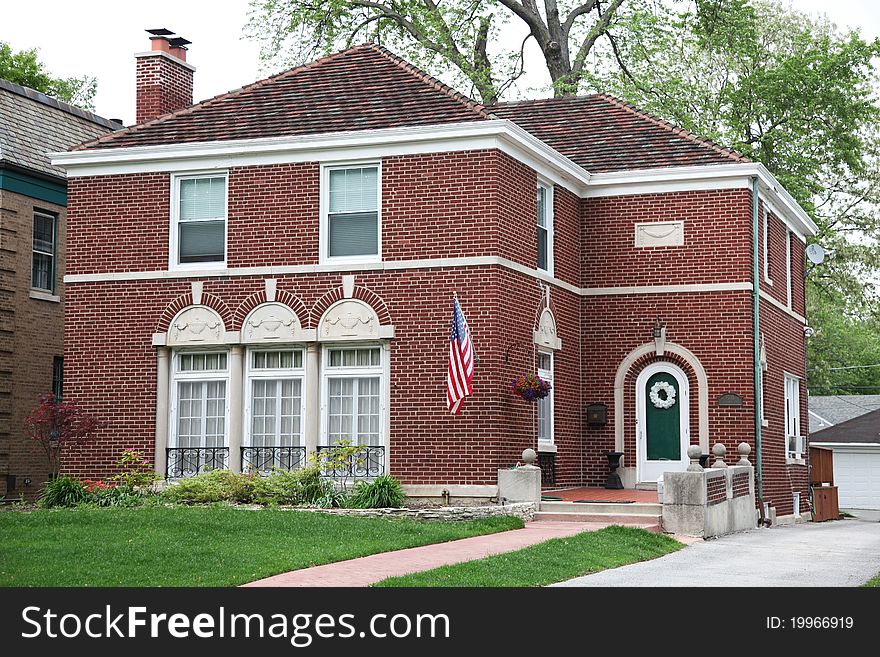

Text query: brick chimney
(135, 29), (195, 125)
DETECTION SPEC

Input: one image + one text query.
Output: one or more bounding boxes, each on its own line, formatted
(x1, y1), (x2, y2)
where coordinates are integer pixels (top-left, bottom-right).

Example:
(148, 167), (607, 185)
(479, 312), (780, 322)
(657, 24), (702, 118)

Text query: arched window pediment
(318, 299), (393, 341)
(242, 302), (304, 344)
(167, 306), (226, 346)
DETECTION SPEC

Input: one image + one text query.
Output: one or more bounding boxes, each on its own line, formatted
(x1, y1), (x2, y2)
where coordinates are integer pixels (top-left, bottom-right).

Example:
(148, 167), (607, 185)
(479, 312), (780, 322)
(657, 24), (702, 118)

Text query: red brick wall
(135, 54), (193, 125)
(63, 147), (809, 514)
(582, 189), (753, 288)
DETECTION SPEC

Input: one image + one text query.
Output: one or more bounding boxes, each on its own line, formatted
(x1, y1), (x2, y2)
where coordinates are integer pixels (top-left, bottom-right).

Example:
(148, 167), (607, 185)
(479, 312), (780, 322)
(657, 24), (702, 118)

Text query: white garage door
(833, 449), (880, 510)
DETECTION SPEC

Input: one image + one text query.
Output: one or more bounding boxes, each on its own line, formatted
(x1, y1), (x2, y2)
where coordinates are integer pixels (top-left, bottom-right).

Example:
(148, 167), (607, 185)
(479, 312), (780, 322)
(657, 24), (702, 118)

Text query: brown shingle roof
(76, 45), (746, 173)
(78, 43), (491, 151)
(493, 94), (747, 172)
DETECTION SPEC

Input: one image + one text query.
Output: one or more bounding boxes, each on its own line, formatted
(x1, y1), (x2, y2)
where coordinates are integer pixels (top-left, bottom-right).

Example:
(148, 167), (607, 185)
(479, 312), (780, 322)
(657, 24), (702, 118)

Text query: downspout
(751, 177), (765, 506)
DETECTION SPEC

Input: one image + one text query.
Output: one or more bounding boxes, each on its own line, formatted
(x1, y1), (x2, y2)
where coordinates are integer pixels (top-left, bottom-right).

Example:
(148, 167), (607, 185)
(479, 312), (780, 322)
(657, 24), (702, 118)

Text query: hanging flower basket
(512, 374), (552, 402)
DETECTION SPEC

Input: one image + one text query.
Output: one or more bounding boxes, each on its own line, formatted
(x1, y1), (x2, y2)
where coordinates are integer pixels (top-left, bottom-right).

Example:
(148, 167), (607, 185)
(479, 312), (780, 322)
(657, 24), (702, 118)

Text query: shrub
(162, 467), (338, 506)
(82, 480), (145, 507)
(348, 475), (405, 509)
(38, 476), (87, 508)
(162, 470), (238, 504)
(113, 450), (159, 490)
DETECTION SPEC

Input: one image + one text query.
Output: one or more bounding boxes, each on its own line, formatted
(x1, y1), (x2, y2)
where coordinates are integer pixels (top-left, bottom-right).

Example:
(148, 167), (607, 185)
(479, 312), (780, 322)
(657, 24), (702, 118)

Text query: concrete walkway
(244, 521), (604, 587)
(554, 519), (880, 587)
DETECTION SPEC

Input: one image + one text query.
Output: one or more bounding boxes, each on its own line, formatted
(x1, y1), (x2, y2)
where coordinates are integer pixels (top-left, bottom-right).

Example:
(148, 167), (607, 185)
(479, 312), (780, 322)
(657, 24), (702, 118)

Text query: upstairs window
(173, 173), (227, 267)
(537, 182), (553, 274)
(324, 164), (380, 261)
(32, 211), (56, 292)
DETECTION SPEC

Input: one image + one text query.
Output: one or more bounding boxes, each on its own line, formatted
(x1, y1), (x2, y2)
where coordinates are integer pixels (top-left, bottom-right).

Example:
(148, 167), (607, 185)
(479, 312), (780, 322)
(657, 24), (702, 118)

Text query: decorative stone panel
(635, 220), (684, 247)
(242, 302), (303, 343)
(533, 308), (562, 350)
(166, 306), (226, 346)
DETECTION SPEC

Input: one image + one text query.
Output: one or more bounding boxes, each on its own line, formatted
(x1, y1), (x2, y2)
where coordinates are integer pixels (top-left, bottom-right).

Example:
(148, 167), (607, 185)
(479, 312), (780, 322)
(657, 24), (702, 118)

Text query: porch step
(534, 500), (662, 529)
(539, 501), (661, 515)
(533, 511), (661, 527)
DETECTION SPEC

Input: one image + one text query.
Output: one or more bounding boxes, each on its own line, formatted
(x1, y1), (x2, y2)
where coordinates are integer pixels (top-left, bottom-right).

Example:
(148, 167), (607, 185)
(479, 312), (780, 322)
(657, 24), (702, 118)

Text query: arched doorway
(635, 362), (690, 483)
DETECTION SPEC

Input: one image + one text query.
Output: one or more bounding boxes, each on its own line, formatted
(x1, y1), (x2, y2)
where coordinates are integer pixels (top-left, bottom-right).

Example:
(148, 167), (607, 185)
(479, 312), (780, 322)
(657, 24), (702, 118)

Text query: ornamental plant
(511, 374), (552, 402)
(25, 393), (105, 480)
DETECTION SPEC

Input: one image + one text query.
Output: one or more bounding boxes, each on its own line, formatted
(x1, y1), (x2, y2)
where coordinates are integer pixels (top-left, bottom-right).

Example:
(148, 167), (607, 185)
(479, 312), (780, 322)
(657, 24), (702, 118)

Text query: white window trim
(319, 161), (382, 266)
(537, 180), (554, 276)
(786, 230), (793, 309)
(784, 372), (804, 464)
(763, 206), (773, 286)
(319, 344), (387, 448)
(169, 171), (229, 272)
(537, 350), (554, 449)
(168, 349), (231, 450)
(243, 347), (307, 449)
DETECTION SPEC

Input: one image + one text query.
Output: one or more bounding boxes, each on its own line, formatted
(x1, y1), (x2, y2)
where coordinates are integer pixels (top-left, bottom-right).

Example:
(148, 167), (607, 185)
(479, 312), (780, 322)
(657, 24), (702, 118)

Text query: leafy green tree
(0, 41), (97, 110)
(245, 0), (629, 104)
(584, 0), (880, 389)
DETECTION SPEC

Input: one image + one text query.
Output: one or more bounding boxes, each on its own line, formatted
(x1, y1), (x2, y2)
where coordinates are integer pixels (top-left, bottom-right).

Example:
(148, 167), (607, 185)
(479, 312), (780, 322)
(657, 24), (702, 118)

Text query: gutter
(752, 176), (764, 502)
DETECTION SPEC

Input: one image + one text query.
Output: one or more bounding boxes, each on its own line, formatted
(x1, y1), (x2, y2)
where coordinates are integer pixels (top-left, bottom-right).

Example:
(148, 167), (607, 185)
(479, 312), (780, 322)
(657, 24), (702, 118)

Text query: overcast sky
(3, 0), (879, 124)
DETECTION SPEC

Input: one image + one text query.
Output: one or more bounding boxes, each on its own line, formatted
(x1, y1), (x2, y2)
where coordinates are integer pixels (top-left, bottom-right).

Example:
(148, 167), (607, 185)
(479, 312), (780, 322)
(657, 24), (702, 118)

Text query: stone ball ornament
(522, 448), (537, 465)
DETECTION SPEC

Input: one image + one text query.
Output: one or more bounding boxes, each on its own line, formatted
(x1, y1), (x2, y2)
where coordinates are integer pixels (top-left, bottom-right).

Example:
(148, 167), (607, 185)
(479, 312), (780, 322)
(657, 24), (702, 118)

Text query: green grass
(863, 573), (880, 587)
(373, 525), (683, 587)
(0, 506), (522, 587)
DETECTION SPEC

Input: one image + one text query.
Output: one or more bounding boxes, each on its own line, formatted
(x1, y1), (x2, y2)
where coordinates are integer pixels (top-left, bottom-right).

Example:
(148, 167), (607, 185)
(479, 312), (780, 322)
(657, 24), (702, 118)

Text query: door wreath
(649, 380), (676, 409)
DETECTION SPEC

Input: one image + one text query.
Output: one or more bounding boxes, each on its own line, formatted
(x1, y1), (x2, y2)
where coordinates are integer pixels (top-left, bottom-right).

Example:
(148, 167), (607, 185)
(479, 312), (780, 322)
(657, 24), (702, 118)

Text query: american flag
(447, 296), (474, 414)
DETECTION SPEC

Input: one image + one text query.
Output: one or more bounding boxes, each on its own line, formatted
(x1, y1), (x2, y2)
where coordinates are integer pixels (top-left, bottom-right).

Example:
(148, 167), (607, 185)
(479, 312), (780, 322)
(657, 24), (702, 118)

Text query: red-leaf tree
(24, 393), (105, 480)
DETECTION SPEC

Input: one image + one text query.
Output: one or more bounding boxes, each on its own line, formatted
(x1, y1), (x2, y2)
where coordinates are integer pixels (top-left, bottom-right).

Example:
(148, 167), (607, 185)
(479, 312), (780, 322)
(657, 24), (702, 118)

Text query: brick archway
(614, 341), (710, 455)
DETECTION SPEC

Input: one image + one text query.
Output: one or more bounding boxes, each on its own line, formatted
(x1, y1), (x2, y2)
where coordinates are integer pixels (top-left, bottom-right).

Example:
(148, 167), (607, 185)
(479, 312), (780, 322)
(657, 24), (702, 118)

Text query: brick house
(0, 79), (118, 499)
(53, 35), (815, 518)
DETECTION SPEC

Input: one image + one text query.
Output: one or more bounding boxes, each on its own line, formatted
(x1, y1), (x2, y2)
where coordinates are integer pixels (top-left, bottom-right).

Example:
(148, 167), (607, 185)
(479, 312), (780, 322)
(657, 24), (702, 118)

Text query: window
(323, 164), (380, 261)
(762, 206), (773, 285)
(537, 352), (554, 446)
(246, 348), (305, 453)
(52, 356), (64, 400)
(323, 346), (383, 447)
(786, 230), (793, 309)
(170, 351), (229, 472)
(784, 374), (802, 460)
(536, 183), (553, 274)
(172, 173), (227, 267)
(32, 211), (56, 291)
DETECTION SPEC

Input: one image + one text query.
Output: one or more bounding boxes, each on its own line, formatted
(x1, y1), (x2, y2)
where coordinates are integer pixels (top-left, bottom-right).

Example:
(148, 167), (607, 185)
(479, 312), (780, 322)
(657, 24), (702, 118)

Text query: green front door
(645, 372), (680, 461)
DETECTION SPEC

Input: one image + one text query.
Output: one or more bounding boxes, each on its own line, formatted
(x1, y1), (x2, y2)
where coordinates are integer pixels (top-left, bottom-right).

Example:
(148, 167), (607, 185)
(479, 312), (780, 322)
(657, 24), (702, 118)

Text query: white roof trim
(51, 121), (816, 237)
(51, 119), (590, 194)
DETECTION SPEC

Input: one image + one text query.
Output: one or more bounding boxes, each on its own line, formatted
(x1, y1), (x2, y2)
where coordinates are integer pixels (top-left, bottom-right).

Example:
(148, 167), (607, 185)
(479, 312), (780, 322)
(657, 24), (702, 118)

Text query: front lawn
(863, 573), (880, 587)
(0, 506), (522, 587)
(373, 525), (683, 587)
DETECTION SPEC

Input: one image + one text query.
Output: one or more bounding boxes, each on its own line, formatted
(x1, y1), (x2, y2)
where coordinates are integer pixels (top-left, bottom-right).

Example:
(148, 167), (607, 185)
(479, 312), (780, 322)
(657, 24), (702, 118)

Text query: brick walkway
(242, 521), (602, 587)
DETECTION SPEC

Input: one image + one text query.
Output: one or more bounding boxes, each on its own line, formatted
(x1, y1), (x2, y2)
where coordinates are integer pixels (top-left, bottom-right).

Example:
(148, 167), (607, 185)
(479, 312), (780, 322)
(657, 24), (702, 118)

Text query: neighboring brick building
(0, 79), (118, 499)
(54, 35), (816, 518)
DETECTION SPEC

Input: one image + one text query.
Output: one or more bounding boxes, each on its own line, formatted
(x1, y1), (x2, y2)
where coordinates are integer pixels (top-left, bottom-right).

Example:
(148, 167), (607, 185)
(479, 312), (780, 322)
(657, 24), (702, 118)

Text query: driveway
(553, 519), (880, 587)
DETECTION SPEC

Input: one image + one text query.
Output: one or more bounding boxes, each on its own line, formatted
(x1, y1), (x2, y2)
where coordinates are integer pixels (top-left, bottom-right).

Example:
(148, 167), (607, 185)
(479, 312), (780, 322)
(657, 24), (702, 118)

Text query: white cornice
(51, 122), (817, 238)
(51, 120), (590, 194)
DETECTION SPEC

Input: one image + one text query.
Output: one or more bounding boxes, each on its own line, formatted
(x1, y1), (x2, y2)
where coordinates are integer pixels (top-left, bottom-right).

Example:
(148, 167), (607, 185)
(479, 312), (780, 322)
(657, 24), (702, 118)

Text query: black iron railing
(538, 452), (556, 487)
(166, 447), (229, 478)
(241, 446), (307, 474)
(315, 445), (385, 478)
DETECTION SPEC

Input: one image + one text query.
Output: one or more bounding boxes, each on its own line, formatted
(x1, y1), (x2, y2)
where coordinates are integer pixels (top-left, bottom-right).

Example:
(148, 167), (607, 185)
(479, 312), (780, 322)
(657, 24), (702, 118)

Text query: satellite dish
(806, 244), (825, 265)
